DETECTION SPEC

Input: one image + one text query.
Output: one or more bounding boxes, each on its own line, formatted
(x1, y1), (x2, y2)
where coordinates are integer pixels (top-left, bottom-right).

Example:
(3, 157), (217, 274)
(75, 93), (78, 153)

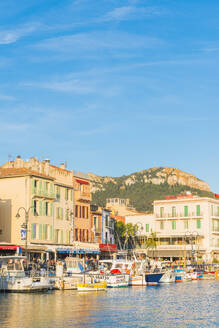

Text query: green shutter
(39, 180), (42, 195)
(39, 201), (42, 216)
(50, 203), (53, 217)
(70, 190), (73, 201)
(146, 224), (149, 232)
(31, 224), (35, 239)
(197, 219), (201, 229)
(196, 205), (200, 216)
(50, 225), (53, 241)
(39, 224), (42, 240)
(61, 230), (63, 243)
(184, 206), (188, 217)
(65, 188), (68, 201)
(31, 199), (34, 215)
(172, 220), (176, 230)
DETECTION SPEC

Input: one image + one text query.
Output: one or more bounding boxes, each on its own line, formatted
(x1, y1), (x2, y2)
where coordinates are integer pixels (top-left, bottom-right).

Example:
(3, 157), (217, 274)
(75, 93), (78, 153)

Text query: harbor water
(0, 281), (218, 328)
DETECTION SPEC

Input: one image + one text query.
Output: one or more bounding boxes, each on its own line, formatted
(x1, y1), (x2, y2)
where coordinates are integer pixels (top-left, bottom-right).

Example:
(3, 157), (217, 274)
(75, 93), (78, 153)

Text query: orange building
(73, 172), (92, 243)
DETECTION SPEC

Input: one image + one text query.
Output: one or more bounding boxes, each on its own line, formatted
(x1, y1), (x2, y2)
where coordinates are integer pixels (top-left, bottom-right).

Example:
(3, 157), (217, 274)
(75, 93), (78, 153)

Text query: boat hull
(145, 273), (163, 285)
(77, 282), (107, 291)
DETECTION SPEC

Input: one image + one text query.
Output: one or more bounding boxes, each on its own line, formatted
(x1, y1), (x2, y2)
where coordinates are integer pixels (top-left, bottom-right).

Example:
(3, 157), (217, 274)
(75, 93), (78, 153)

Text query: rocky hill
(89, 167), (213, 213)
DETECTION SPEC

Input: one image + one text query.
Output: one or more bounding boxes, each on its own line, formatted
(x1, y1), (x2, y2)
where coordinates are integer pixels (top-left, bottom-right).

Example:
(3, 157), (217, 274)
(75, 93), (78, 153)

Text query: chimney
(44, 159), (50, 175)
(60, 163), (66, 169)
(16, 155), (23, 168)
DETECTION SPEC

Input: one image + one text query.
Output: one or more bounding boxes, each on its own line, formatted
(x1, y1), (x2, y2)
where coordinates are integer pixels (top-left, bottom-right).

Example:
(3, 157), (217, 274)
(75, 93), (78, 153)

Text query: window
(39, 224), (42, 240)
(105, 232), (108, 242)
(50, 226), (53, 241)
(172, 220), (176, 230)
(56, 186), (60, 200)
(211, 205), (214, 216)
(33, 200), (37, 216)
(31, 224), (36, 239)
(75, 205), (78, 218)
(65, 188), (68, 201)
(196, 205), (200, 216)
(184, 220), (189, 229)
(105, 215), (109, 227)
(45, 202), (49, 216)
(197, 219), (201, 229)
(43, 224), (47, 240)
(217, 207), (219, 216)
(172, 207), (176, 217)
(160, 221), (164, 230)
(184, 206), (188, 217)
(146, 224), (149, 232)
(75, 229), (78, 241)
(160, 207), (164, 218)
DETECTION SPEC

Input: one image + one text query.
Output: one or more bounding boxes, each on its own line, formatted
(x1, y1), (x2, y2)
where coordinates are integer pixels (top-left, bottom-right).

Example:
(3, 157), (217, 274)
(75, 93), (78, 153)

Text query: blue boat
(145, 273), (163, 285)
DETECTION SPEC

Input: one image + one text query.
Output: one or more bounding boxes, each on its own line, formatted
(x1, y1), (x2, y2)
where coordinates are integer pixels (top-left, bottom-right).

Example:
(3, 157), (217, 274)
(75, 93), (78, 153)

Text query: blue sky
(0, 0), (219, 191)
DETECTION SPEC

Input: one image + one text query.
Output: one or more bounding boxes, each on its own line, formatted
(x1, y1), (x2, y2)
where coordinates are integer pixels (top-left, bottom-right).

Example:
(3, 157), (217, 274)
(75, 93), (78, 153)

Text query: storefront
(99, 243), (117, 259)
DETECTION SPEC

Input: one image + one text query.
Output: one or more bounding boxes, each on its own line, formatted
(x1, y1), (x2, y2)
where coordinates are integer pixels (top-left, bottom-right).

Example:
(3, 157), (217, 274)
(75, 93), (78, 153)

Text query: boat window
(15, 260), (22, 270)
(7, 260), (15, 270)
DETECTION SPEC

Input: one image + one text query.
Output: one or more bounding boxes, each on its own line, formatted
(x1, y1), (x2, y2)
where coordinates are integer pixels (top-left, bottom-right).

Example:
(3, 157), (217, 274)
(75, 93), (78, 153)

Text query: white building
(125, 214), (155, 253)
(154, 195), (219, 261)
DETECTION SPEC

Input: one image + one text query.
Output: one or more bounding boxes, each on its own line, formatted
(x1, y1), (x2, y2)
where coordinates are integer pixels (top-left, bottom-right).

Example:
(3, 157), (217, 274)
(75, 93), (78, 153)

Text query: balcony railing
(155, 212), (203, 219)
(75, 191), (91, 201)
(32, 188), (56, 199)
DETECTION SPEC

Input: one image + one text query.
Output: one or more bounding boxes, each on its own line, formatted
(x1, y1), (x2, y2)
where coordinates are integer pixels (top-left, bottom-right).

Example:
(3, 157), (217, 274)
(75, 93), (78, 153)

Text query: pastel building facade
(0, 156), (98, 257)
(154, 196), (219, 261)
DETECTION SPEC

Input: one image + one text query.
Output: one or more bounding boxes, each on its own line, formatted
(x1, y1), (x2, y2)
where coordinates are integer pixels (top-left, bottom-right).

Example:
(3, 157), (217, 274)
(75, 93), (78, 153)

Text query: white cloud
(0, 23), (40, 45)
(22, 79), (96, 94)
(34, 31), (163, 53)
(101, 5), (163, 22)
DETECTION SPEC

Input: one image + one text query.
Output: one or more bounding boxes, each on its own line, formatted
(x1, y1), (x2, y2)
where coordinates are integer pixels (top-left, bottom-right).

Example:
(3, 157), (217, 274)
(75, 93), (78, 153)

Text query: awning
(56, 248), (100, 255)
(0, 245), (23, 251)
(99, 244), (117, 252)
(76, 178), (89, 185)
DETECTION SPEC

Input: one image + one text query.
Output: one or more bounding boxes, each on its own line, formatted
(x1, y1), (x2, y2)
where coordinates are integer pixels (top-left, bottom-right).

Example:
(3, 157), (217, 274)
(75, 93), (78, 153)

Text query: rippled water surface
(0, 281), (218, 328)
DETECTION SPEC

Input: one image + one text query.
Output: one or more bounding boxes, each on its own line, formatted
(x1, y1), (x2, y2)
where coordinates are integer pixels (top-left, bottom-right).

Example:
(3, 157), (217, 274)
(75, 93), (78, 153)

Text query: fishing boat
(106, 274), (129, 288)
(160, 270), (175, 283)
(0, 256), (50, 292)
(145, 272), (164, 285)
(129, 275), (147, 286)
(77, 281), (107, 291)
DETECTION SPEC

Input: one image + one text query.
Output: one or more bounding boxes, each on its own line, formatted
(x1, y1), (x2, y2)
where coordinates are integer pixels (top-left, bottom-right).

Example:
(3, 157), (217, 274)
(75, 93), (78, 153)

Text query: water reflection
(0, 281), (218, 328)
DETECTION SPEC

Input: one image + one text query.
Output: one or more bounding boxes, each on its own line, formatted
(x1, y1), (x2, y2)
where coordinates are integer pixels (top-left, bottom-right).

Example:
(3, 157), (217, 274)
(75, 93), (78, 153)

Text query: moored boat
(0, 256), (50, 293)
(77, 282), (107, 291)
(145, 272), (164, 285)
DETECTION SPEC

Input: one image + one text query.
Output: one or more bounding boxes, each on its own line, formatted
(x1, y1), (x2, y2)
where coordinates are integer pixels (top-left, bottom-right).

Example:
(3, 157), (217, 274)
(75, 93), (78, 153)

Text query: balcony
(156, 244), (205, 251)
(32, 188), (56, 199)
(155, 212), (203, 219)
(75, 191), (91, 202)
(212, 227), (219, 234)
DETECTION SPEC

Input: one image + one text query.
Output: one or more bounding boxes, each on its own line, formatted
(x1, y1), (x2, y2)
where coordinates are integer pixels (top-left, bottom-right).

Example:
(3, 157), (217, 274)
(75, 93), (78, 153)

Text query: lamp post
(184, 231), (199, 263)
(16, 206), (38, 264)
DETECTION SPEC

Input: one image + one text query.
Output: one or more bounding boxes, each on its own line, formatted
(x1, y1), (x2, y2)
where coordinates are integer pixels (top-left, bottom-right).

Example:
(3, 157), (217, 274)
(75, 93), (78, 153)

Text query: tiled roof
(0, 168), (53, 180)
(50, 164), (71, 173)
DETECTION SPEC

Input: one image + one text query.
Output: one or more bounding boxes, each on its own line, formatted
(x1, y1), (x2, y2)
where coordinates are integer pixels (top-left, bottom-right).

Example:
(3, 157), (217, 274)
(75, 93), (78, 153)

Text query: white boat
(106, 274), (129, 288)
(160, 270), (175, 283)
(0, 256), (50, 293)
(129, 275), (146, 286)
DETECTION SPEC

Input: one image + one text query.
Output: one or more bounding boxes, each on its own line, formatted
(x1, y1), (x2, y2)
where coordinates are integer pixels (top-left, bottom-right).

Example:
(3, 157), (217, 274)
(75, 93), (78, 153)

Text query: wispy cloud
(22, 79), (96, 94)
(101, 5), (162, 22)
(0, 23), (40, 45)
(34, 31), (163, 53)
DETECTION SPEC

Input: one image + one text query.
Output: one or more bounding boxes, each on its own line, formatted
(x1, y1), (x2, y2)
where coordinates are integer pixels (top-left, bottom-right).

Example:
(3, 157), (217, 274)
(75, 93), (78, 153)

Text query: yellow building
(0, 156), (99, 258)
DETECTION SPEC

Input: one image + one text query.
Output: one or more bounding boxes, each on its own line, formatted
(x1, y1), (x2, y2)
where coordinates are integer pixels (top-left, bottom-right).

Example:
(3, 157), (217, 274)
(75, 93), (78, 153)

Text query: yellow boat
(77, 282), (107, 291)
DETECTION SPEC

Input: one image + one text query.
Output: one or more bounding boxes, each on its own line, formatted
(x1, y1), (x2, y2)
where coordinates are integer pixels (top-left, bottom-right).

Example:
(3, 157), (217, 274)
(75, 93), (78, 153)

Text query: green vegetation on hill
(92, 181), (214, 213)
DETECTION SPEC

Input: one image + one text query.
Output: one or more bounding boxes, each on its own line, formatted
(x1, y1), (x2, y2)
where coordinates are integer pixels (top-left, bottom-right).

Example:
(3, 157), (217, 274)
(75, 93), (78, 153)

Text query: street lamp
(184, 231), (199, 263)
(16, 206), (38, 264)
